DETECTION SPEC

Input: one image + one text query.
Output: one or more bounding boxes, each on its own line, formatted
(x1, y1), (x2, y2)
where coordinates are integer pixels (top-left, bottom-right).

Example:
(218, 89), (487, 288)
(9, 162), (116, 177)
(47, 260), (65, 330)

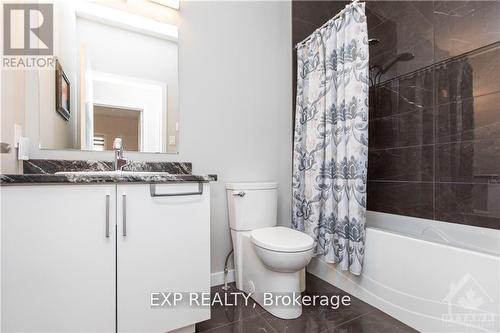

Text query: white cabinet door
(1, 185), (116, 333)
(116, 183), (210, 333)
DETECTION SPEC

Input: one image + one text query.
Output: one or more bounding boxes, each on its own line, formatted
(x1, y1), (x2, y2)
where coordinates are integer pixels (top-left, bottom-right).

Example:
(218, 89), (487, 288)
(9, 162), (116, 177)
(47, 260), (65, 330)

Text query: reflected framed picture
(55, 59), (70, 121)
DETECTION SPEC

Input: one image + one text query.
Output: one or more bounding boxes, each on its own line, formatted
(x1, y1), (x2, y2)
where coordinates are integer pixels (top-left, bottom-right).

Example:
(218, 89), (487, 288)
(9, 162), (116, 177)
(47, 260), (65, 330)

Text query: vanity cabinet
(1, 185), (116, 332)
(1, 183), (210, 333)
(116, 184), (210, 332)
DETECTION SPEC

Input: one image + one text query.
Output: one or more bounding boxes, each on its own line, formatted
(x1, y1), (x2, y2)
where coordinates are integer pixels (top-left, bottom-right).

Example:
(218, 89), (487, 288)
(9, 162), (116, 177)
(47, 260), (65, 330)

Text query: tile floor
(196, 273), (417, 333)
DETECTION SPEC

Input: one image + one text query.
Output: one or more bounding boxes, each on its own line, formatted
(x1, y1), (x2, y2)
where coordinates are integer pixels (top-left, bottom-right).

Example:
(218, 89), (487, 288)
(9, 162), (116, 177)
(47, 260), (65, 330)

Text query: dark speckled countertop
(0, 160), (217, 185)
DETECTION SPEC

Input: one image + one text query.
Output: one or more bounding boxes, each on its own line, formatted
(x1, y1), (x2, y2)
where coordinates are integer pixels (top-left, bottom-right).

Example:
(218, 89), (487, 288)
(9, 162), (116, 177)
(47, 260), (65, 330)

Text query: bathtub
(307, 211), (500, 332)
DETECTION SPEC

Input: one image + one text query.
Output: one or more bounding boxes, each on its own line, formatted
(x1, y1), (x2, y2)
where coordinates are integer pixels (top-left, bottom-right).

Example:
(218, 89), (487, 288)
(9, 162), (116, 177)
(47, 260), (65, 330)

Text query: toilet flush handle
(233, 191), (246, 197)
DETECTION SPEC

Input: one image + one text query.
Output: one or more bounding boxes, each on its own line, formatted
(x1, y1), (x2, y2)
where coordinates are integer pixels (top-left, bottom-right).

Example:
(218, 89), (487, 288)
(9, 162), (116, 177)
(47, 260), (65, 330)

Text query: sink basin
(55, 170), (173, 177)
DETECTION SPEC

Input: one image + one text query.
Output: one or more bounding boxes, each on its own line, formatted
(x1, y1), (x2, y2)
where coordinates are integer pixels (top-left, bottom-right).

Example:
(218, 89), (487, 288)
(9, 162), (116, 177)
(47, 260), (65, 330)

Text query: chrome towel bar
(149, 182), (203, 197)
(122, 194), (127, 237)
(105, 194), (110, 238)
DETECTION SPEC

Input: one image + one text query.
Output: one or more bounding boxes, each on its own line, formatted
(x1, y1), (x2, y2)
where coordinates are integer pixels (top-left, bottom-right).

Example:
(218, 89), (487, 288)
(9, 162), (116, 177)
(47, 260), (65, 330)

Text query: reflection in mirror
(39, 1), (178, 153)
(93, 106), (141, 152)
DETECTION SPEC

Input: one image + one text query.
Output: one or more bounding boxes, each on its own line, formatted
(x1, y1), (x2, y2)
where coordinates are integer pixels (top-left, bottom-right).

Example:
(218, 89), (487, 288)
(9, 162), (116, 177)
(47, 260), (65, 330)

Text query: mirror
(39, 1), (179, 153)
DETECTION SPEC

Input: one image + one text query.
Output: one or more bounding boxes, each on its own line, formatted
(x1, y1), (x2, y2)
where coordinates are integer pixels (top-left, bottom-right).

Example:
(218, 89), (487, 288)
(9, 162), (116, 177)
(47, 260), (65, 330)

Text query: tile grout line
(368, 180), (434, 184)
(370, 87), (500, 124)
(369, 137), (500, 153)
(432, 27), (437, 222)
(198, 312), (262, 333)
(369, 143), (436, 152)
(320, 310), (376, 332)
(369, 105), (433, 121)
(368, 180), (498, 185)
(255, 311), (279, 333)
(369, 127), (500, 152)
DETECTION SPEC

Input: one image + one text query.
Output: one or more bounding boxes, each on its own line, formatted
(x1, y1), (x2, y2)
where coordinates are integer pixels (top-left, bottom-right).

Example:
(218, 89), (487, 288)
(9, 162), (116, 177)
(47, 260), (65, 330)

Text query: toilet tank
(226, 182), (278, 231)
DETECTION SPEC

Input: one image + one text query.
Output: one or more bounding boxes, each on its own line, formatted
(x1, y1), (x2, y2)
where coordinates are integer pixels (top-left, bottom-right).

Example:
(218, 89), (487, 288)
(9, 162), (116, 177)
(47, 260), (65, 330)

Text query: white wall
(2, 2), (81, 169)
(38, 0), (78, 150)
(18, 1), (293, 275)
(0, 70), (24, 174)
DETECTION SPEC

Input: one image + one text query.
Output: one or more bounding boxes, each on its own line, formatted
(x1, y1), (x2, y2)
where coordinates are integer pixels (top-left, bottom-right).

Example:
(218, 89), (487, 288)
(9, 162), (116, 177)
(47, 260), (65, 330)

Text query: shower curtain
(292, 2), (369, 275)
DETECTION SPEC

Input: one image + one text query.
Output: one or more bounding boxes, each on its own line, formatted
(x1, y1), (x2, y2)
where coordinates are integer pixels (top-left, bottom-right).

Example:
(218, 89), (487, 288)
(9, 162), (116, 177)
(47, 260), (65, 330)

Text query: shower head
(380, 52), (414, 74)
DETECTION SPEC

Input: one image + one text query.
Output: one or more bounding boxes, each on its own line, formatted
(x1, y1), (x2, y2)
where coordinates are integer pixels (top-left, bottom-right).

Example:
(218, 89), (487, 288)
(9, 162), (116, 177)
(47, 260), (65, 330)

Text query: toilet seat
(251, 226), (314, 252)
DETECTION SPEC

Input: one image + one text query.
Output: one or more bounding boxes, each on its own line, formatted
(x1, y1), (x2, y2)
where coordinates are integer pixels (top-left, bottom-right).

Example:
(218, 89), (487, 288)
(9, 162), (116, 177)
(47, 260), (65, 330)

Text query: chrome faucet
(113, 138), (127, 171)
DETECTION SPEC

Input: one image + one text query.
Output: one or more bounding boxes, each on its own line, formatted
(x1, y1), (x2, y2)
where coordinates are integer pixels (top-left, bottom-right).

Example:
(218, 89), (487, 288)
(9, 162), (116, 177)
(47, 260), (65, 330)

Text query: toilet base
(231, 230), (304, 319)
(245, 274), (303, 319)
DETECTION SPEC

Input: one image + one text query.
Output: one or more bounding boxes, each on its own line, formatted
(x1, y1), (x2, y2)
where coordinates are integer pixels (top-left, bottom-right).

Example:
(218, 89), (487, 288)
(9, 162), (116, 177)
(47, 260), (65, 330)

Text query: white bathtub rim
(366, 225), (499, 260)
(367, 211), (500, 257)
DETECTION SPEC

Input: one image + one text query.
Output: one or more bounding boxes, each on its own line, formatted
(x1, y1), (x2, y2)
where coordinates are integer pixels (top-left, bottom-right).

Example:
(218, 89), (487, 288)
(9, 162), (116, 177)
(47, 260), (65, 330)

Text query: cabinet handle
(122, 194), (127, 237)
(149, 182), (203, 197)
(105, 194), (110, 238)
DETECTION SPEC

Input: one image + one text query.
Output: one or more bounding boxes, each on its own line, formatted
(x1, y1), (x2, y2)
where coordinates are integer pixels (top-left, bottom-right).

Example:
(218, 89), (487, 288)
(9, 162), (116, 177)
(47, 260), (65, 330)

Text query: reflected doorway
(93, 105), (142, 152)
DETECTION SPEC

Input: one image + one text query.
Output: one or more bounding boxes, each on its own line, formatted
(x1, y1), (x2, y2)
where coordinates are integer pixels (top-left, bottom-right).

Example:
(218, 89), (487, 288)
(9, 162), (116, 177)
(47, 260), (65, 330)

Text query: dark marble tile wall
(368, 43), (500, 230)
(292, 1), (500, 229)
(367, 1), (500, 81)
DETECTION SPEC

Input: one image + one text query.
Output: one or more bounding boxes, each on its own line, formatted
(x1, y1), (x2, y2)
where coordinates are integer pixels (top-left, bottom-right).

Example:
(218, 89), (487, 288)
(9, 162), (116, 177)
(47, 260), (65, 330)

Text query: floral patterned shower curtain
(292, 2), (369, 275)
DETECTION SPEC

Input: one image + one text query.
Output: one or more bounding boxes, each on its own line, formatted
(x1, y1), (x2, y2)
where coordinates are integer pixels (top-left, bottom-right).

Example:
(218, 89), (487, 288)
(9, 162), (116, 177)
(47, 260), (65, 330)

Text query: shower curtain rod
(294, 0), (361, 49)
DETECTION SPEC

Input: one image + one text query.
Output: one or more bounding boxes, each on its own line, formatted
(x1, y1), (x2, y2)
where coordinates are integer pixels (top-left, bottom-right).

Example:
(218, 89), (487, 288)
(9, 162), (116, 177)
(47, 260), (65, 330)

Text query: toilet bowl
(252, 227), (314, 273)
(226, 182), (314, 319)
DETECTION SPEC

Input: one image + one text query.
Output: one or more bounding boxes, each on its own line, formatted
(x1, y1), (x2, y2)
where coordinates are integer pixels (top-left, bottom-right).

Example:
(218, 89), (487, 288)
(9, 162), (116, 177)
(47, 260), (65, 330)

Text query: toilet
(226, 182), (314, 319)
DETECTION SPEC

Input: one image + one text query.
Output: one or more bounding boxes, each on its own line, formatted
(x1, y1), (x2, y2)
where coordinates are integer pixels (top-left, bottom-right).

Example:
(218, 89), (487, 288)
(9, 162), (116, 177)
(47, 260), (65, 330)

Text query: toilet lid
(251, 227), (314, 252)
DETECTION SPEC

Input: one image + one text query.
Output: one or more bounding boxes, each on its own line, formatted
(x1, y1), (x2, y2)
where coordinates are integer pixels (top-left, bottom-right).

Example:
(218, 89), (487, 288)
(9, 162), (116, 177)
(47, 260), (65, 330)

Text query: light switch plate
(168, 135), (176, 145)
(14, 124), (22, 148)
(17, 137), (30, 160)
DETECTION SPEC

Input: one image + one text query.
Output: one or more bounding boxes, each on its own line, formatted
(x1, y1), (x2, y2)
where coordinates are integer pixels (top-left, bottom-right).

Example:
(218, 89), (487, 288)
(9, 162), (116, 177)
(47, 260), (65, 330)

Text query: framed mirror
(39, 1), (179, 153)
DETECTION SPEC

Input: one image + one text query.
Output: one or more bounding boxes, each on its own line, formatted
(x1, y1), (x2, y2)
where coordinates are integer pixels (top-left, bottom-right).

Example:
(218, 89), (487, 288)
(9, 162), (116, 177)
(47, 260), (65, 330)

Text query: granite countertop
(0, 173), (217, 185)
(0, 160), (217, 185)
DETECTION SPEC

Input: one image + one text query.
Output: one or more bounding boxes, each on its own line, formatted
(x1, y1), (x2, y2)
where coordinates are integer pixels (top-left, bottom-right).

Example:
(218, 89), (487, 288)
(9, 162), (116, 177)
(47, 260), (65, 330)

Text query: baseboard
(210, 269), (235, 287)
